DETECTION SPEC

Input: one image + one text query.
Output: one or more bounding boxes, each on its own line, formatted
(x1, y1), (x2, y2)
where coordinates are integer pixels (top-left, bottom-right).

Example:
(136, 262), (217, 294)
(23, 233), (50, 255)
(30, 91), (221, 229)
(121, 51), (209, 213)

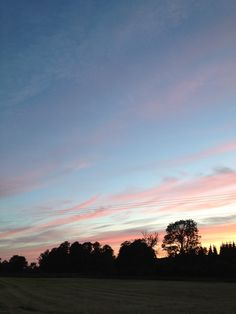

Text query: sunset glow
(0, 0), (236, 262)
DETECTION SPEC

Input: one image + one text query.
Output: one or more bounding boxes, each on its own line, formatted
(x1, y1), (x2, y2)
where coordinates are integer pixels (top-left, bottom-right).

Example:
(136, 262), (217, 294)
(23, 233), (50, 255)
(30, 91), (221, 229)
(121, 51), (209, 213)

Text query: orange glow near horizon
(1, 222), (235, 263)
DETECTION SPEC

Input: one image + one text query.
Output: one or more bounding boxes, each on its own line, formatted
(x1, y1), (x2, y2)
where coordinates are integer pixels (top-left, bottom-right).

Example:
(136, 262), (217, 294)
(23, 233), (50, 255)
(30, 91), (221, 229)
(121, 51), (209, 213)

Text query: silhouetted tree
(117, 239), (156, 275)
(90, 242), (115, 274)
(8, 255), (28, 272)
(0, 260), (8, 273)
(208, 245), (213, 256)
(69, 241), (83, 272)
(56, 241), (70, 271)
(28, 262), (38, 273)
(208, 245), (218, 258)
(38, 249), (53, 272)
(38, 242), (70, 272)
(100, 244), (115, 274)
(162, 219), (201, 257)
(3, 223), (235, 278)
(80, 242), (93, 272)
(220, 242), (236, 261)
(38, 240), (115, 275)
(90, 241), (102, 272)
(142, 231), (158, 251)
(213, 245), (218, 255)
(197, 246), (208, 257)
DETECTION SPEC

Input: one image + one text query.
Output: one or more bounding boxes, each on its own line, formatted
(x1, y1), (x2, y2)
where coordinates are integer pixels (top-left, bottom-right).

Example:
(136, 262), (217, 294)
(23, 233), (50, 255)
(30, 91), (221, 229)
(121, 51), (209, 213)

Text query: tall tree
(8, 255), (28, 272)
(117, 239), (156, 275)
(162, 219), (201, 257)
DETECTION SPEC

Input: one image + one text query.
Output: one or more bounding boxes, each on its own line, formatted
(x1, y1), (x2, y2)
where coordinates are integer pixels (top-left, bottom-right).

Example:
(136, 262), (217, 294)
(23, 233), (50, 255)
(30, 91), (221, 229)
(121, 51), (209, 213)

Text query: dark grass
(0, 277), (236, 313)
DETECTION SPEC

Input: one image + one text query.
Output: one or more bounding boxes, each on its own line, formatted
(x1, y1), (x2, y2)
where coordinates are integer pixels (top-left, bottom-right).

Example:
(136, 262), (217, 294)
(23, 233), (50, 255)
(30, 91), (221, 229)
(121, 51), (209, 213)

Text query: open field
(0, 277), (235, 314)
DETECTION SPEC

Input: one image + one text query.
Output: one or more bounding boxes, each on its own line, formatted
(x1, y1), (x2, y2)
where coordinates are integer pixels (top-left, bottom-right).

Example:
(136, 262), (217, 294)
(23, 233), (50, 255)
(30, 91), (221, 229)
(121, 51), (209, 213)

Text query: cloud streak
(1, 168), (235, 262)
(0, 159), (92, 198)
(128, 139), (236, 174)
(166, 140), (236, 167)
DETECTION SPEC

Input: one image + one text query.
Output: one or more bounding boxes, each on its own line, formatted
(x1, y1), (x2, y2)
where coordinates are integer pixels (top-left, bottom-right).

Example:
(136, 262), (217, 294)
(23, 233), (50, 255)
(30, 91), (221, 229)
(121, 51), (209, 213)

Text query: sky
(0, 0), (236, 262)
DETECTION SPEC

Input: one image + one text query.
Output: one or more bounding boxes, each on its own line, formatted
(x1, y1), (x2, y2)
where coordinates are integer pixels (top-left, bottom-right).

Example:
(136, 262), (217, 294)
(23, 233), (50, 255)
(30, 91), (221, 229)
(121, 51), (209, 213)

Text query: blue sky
(0, 0), (236, 260)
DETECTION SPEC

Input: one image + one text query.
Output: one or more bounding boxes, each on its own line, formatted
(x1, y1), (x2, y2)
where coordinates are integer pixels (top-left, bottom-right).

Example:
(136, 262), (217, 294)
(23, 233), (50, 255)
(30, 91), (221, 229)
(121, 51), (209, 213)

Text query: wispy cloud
(128, 139), (236, 173)
(0, 227), (31, 239)
(1, 168), (235, 262)
(200, 214), (236, 226)
(110, 169), (236, 204)
(1, 1), (193, 111)
(0, 159), (92, 198)
(135, 59), (236, 123)
(167, 140), (236, 167)
(56, 195), (100, 215)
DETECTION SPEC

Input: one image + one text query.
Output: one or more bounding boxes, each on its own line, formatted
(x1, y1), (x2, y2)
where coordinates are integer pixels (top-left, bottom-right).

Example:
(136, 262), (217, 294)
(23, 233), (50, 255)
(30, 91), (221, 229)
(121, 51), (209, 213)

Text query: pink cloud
(57, 195), (100, 215)
(128, 139), (236, 175)
(174, 170), (236, 197)
(1, 169), (235, 262)
(0, 227), (30, 239)
(1, 170), (235, 242)
(166, 140), (236, 167)
(156, 194), (236, 215)
(39, 208), (109, 230)
(0, 195), (102, 241)
(22, 172), (236, 238)
(0, 167), (53, 198)
(111, 169), (236, 203)
(0, 159), (92, 198)
(36, 170), (236, 237)
(111, 178), (180, 202)
(143, 63), (235, 121)
(133, 18), (236, 120)
(106, 170), (236, 218)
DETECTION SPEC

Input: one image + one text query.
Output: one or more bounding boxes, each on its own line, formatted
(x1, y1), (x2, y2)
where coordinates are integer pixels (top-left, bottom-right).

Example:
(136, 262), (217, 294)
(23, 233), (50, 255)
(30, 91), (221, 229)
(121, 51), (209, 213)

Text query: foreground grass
(0, 277), (235, 313)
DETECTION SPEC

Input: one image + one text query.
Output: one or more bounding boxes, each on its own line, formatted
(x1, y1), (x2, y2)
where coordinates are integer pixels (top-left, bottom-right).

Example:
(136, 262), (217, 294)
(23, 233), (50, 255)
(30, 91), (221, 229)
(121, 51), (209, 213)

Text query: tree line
(0, 219), (235, 278)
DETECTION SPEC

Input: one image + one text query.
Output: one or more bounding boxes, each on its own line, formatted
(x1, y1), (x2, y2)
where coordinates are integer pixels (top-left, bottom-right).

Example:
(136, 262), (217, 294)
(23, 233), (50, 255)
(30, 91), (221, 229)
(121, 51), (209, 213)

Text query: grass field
(0, 277), (235, 314)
